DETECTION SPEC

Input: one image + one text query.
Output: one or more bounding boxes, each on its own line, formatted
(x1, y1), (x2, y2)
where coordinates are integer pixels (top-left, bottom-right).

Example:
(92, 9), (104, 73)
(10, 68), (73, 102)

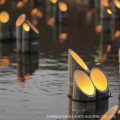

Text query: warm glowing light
(114, 30), (120, 38)
(70, 50), (89, 72)
(114, 0), (120, 8)
(58, 2), (68, 12)
(74, 71), (95, 96)
(49, 0), (57, 4)
(0, 0), (5, 6)
(31, 8), (43, 18)
(24, 74), (30, 80)
(16, 1), (24, 8)
(0, 56), (10, 67)
(90, 68), (108, 92)
(107, 45), (111, 53)
(59, 33), (67, 39)
(23, 23), (30, 31)
(95, 24), (102, 34)
(23, 0), (28, 4)
(107, 9), (112, 14)
(101, 0), (109, 7)
(87, 8), (95, 17)
(100, 105), (118, 120)
(100, 54), (108, 63)
(0, 11), (9, 23)
(47, 17), (55, 27)
(16, 14), (26, 26)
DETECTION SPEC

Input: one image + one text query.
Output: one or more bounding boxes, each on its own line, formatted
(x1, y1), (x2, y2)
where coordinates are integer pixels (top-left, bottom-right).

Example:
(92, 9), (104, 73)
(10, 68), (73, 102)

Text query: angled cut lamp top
(69, 49), (89, 73)
(0, 11), (9, 23)
(16, 14), (26, 27)
(100, 105), (118, 120)
(58, 2), (68, 12)
(49, 0), (57, 4)
(90, 68), (108, 93)
(23, 23), (30, 32)
(114, 0), (120, 8)
(74, 70), (95, 97)
(101, 0), (109, 7)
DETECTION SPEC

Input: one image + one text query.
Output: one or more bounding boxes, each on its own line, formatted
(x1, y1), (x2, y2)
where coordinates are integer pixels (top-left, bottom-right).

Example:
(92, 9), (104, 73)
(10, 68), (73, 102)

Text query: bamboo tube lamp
(72, 70), (96, 120)
(16, 14), (26, 53)
(0, 11), (10, 40)
(100, 105), (118, 120)
(22, 23), (30, 53)
(90, 67), (109, 117)
(68, 49), (89, 119)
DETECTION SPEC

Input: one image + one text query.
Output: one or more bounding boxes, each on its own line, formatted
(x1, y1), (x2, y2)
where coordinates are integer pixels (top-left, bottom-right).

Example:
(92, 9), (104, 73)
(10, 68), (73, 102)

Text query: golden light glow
(24, 74), (30, 80)
(114, 0), (120, 8)
(0, 0), (6, 6)
(49, 0), (57, 4)
(90, 68), (108, 92)
(74, 71), (95, 96)
(0, 11), (9, 23)
(59, 33), (67, 43)
(58, 2), (68, 12)
(100, 105), (118, 120)
(23, 0), (28, 4)
(23, 23), (30, 31)
(70, 50), (89, 72)
(107, 9), (112, 15)
(95, 24), (102, 34)
(101, 0), (109, 7)
(100, 54), (108, 63)
(47, 17), (55, 27)
(31, 8), (43, 18)
(107, 45), (111, 53)
(16, 1), (24, 8)
(0, 56), (10, 67)
(16, 14), (26, 26)
(114, 30), (120, 38)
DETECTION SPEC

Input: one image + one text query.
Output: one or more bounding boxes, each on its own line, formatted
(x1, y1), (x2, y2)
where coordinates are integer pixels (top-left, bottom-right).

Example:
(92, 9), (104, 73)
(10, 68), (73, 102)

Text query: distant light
(0, 56), (10, 67)
(114, 30), (120, 38)
(59, 33), (67, 43)
(0, 11), (9, 23)
(31, 8), (43, 18)
(24, 74), (30, 80)
(23, 0), (28, 4)
(47, 16), (55, 27)
(16, 1), (24, 8)
(58, 2), (68, 12)
(0, 0), (6, 6)
(100, 54), (108, 63)
(107, 9), (112, 15)
(23, 23), (30, 31)
(49, 0), (57, 4)
(95, 24), (102, 34)
(107, 45), (111, 53)
(114, 0), (120, 8)
(101, 0), (109, 7)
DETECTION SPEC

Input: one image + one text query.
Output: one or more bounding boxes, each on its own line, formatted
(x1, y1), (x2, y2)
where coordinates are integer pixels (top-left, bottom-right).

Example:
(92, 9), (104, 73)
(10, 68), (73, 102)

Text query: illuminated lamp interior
(100, 105), (118, 120)
(114, 0), (120, 8)
(0, 11), (9, 23)
(16, 1), (24, 8)
(107, 9), (112, 15)
(101, 0), (109, 7)
(16, 14), (26, 27)
(47, 16), (55, 27)
(95, 24), (102, 34)
(59, 33), (67, 43)
(23, 0), (28, 4)
(27, 21), (39, 34)
(23, 23), (30, 32)
(24, 74), (30, 80)
(31, 8), (43, 18)
(74, 71), (95, 97)
(107, 45), (111, 53)
(58, 2), (68, 12)
(0, 0), (6, 6)
(90, 68), (108, 92)
(49, 0), (57, 4)
(70, 50), (89, 72)
(114, 30), (120, 38)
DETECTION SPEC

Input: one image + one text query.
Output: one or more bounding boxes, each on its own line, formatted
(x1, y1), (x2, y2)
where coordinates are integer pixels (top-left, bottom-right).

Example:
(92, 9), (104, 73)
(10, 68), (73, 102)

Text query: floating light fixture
(95, 24), (102, 34)
(101, 0), (109, 7)
(58, 2), (68, 12)
(107, 9), (112, 15)
(31, 8), (43, 18)
(114, 0), (120, 8)
(114, 30), (120, 38)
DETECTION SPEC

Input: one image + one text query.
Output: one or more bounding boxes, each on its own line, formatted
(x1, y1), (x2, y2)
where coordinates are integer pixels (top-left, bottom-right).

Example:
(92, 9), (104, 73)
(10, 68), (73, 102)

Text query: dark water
(0, 0), (120, 120)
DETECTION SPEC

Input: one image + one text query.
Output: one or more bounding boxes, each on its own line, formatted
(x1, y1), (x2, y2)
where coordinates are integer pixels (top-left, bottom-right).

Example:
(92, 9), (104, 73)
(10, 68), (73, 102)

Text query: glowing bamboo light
(22, 23), (30, 53)
(0, 11), (10, 40)
(72, 70), (96, 120)
(100, 105), (118, 120)
(114, 0), (120, 9)
(68, 49), (89, 118)
(90, 68), (109, 117)
(16, 14), (26, 53)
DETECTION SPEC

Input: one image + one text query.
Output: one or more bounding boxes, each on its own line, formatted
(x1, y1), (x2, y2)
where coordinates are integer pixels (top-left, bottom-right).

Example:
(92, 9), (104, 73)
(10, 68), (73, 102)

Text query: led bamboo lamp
(72, 70), (96, 120)
(16, 14), (26, 53)
(26, 20), (40, 54)
(100, 105), (118, 120)
(68, 49), (89, 118)
(22, 23), (30, 53)
(90, 68), (109, 117)
(0, 11), (10, 40)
